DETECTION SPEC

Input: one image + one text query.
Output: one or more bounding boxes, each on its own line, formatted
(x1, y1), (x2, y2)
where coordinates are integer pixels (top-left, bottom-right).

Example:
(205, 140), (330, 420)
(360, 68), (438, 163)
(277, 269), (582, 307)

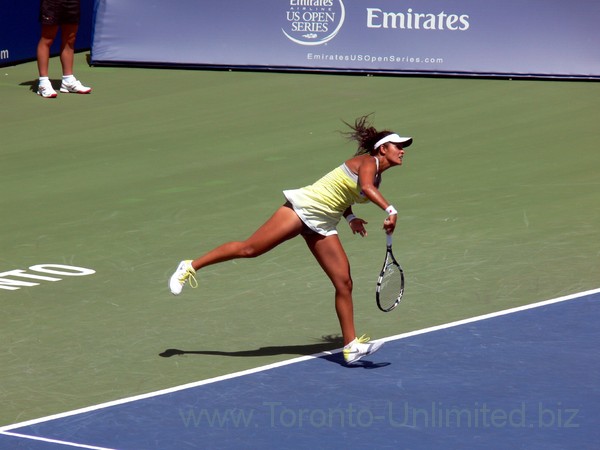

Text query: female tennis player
(169, 115), (412, 364)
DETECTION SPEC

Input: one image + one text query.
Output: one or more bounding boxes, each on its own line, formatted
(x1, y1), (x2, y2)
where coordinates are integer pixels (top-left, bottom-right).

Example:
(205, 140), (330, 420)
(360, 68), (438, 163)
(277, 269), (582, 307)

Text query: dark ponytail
(341, 114), (393, 155)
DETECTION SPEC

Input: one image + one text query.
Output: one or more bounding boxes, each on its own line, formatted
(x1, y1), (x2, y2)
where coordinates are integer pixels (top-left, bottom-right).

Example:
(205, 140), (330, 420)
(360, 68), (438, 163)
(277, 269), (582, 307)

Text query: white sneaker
(343, 335), (384, 364)
(169, 260), (198, 295)
(37, 83), (57, 98)
(60, 78), (92, 94)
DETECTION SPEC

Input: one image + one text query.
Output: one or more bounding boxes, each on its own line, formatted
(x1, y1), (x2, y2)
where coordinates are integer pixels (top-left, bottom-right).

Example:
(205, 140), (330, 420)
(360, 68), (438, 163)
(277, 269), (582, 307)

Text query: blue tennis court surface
(2, 290), (598, 450)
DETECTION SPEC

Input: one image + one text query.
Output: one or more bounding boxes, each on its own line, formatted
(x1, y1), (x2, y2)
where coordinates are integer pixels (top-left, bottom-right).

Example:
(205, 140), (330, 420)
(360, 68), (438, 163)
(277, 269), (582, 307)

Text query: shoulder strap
(373, 156), (380, 174)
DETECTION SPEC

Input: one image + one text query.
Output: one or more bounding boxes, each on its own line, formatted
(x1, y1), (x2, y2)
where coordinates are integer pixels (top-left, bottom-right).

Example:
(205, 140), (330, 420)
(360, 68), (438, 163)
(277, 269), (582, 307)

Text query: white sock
(39, 76), (50, 85)
(62, 74), (76, 83)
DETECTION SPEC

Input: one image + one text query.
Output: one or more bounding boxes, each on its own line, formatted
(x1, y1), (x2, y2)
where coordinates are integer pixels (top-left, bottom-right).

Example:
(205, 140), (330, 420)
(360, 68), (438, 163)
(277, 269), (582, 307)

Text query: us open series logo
(282, 0), (346, 46)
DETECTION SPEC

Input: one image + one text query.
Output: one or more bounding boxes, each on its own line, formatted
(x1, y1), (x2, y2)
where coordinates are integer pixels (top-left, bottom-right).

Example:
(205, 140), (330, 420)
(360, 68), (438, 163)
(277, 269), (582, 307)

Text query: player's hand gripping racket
(376, 234), (405, 312)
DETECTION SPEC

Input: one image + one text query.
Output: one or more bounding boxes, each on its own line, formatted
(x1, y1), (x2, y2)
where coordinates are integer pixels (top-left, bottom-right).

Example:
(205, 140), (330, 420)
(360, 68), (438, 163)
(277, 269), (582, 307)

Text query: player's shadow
(320, 353), (390, 369)
(159, 334), (390, 368)
(159, 334), (343, 359)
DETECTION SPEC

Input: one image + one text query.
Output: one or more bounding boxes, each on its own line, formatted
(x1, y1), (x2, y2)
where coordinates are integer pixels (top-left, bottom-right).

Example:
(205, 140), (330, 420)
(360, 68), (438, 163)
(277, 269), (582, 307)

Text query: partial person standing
(37, 0), (91, 98)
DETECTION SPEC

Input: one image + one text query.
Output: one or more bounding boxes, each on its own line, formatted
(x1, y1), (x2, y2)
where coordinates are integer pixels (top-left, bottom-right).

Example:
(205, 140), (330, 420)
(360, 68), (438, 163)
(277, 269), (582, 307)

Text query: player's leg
(304, 233), (384, 364)
(191, 204), (304, 270)
(169, 205), (304, 294)
(303, 234), (356, 345)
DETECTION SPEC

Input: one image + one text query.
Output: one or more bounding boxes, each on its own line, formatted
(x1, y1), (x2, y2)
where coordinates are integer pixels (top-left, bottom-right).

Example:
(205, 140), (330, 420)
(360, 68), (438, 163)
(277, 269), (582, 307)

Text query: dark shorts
(39, 0), (80, 25)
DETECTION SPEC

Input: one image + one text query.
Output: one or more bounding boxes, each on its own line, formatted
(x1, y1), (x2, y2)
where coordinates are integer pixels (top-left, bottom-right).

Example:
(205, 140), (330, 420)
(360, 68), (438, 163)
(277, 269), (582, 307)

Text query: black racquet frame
(375, 234), (405, 312)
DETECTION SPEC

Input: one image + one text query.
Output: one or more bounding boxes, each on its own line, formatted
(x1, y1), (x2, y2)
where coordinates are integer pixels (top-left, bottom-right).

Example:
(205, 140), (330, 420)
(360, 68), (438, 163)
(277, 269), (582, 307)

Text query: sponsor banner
(0, 0), (93, 67)
(91, 0), (600, 79)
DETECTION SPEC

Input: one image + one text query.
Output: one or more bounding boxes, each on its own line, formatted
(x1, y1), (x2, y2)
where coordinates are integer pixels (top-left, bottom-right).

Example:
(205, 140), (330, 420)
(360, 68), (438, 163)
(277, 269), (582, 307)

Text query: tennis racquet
(376, 234), (405, 312)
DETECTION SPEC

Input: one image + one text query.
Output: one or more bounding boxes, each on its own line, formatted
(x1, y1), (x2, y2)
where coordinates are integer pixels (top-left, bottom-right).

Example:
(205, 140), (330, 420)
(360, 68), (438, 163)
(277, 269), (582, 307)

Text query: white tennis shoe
(343, 335), (384, 364)
(60, 78), (92, 94)
(169, 260), (198, 295)
(37, 83), (57, 98)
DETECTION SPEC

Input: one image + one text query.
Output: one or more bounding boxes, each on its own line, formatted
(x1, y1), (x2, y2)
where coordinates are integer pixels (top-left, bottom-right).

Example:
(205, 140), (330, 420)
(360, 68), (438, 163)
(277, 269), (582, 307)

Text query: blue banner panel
(91, 0), (600, 79)
(0, 0), (93, 67)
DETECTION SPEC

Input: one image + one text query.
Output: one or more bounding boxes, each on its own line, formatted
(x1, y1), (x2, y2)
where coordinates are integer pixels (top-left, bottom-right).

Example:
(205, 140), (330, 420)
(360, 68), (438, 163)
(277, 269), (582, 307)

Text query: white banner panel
(91, 0), (600, 79)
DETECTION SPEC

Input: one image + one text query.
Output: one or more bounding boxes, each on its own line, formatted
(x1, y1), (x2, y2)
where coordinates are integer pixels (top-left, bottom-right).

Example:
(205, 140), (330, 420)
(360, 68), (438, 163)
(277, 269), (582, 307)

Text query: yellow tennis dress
(284, 159), (381, 236)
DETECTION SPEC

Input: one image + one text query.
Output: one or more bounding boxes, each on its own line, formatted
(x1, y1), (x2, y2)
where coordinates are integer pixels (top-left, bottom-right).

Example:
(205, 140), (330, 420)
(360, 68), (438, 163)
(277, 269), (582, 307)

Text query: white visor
(374, 133), (413, 149)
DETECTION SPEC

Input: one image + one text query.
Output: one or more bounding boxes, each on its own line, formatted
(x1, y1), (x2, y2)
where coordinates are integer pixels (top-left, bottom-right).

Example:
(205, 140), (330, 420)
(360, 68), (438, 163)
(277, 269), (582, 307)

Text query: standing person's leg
(37, 24), (59, 98)
(59, 23), (78, 77)
(170, 205), (304, 294)
(37, 25), (59, 78)
(58, 22), (92, 94)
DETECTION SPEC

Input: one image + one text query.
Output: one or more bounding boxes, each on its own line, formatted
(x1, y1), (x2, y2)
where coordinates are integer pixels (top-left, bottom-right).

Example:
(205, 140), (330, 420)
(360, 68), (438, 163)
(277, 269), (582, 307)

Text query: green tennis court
(1, 53), (599, 429)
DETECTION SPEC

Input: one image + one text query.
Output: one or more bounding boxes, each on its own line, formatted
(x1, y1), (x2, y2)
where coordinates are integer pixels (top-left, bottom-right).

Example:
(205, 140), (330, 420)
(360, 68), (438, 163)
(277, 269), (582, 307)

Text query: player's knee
(238, 243), (261, 259)
(335, 277), (353, 295)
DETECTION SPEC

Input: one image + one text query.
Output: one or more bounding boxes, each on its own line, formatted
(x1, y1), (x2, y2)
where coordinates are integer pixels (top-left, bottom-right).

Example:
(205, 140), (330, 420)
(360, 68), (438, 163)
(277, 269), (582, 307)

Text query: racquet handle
(386, 233), (393, 247)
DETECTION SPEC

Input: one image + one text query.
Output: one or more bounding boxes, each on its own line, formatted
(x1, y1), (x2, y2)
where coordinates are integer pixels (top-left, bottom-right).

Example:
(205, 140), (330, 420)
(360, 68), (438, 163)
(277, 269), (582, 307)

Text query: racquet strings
(379, 262), (402, 310)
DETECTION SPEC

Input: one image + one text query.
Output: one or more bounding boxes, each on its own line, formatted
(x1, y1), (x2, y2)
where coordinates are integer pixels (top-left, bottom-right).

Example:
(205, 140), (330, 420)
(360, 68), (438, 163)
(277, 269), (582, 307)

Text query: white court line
(0, 431), (116, 450)
(1, 287), (598, 439)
